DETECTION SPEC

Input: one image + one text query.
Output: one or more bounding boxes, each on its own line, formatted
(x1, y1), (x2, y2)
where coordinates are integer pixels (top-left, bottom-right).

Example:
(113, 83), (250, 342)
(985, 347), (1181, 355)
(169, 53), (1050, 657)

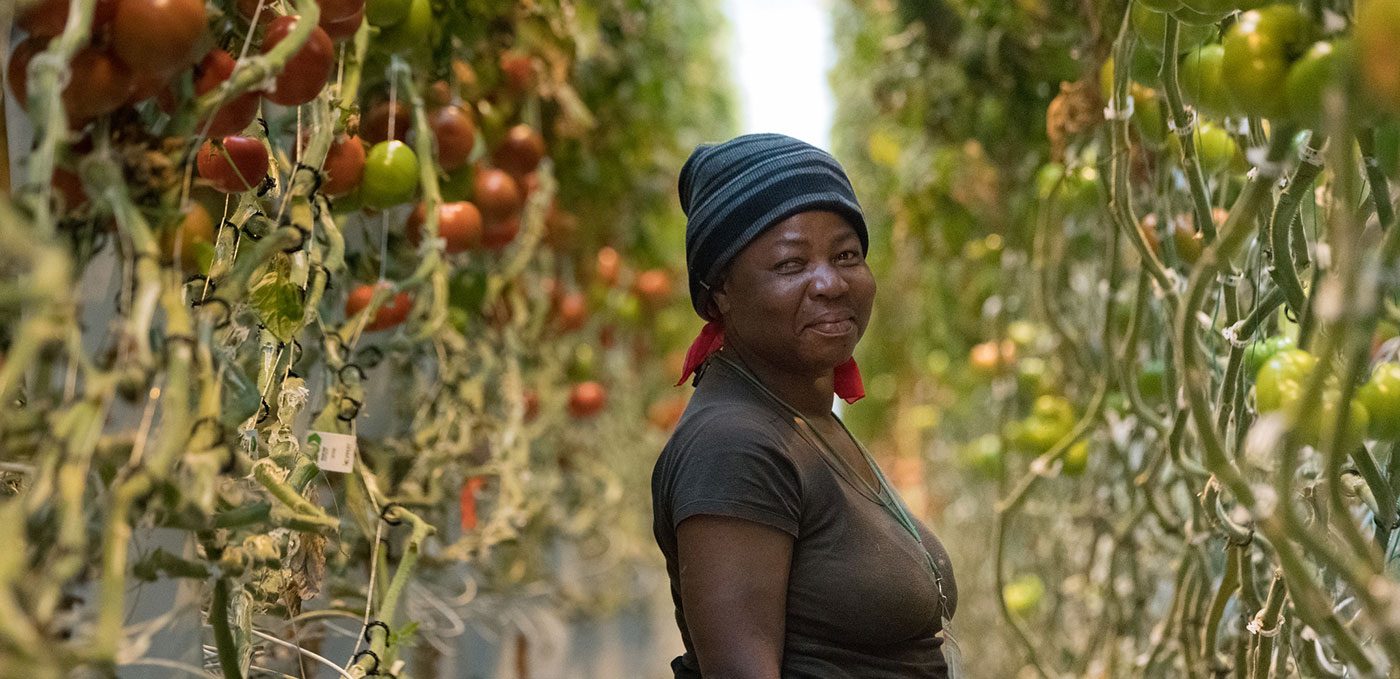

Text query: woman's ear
(710, 281), (731, 317)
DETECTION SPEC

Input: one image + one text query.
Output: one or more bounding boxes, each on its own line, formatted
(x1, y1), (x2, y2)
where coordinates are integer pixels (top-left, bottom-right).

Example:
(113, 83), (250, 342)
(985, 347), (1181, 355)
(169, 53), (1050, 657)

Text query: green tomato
(1003, 574), (1045, 617)
(1295, 391), (1369, 449)
(1180, 0), (1264, 20)
(1179, 44), (1233, 118)
(448, 269), (488, 315)
(1244, 335), (1296, 376)
(365, 0), (411, 27)
(1100, 51), (1168, 99)
(1285, 39), (1364, 129)
(1137, 359), (1167, 400)
(377, 0), (433, 55)
(1140, 0), (1184, 11)
(566, 344), (597, 382)
(1358, 363), (1400, 440)
(1222, 4), (1314, 118)
(1133, 2), (1215, 54)
(1017, 357), (1050, 395)
(439, 166), (474, 203)
(1254, 348), (1316, 413)
(360, 141), (419, 209)
(1034, 163), (1100, 214)
(1357, 0), (1400, 115)
(958, 434), (1004, 480)
(1194, 121), (1238, 175)
(1032, 394), (1076, 430)
(1133, 85), (1168, 144)
(1061, 439), (1090, 477)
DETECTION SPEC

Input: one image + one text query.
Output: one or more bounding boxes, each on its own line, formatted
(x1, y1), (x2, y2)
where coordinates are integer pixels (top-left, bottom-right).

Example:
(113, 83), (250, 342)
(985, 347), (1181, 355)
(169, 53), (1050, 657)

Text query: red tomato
(492, 124), (545, 176)
(405, 201), (484, 253)
(567, 381), (607, 418)
(553, 291), (588, 332)
(472, 168), (522, 222)
(18, 0), (118, 37)
(236, 0), (274, 22)
(321, 5), (364, 41)
(127, 70), (178, 110)
(160, 203), (216, 271)
(426, 81), (452, 107)
(7, 38), (44, 109)
(595, 246), (621, 287)
(481, 216), (520, 250)
(499, 50), (534, 91)
(429, 105), (476, 171)
(345, 282), (414, 332)
(51, 168), (88, 213)
(112, 0), (207, 77)
(647, 395), (689, 431)
(321, 134), (366, 197)
(9, 39), (132, 120)
(261, 16), (334, 106)
(633, 269), (672, 311)
(517, 171), (540, 202)
(193, 49), (261, 137)
(318, 0), (365, 23)
(52, 46), (133, 121)
(197, 136), (269, 193)
(361, 100), (411, 144)
(543, 203), (578, 250)
(459, 476), (486, 531)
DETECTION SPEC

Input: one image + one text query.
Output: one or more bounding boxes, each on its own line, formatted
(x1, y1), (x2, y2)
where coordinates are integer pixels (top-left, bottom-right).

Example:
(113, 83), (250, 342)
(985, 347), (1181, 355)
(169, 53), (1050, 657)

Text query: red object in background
(460, 476), (487, 530)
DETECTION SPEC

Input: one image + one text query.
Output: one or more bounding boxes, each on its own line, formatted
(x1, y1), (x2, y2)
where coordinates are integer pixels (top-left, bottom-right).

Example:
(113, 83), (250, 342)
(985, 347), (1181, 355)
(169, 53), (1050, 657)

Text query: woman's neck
(720, 343), (835, 419)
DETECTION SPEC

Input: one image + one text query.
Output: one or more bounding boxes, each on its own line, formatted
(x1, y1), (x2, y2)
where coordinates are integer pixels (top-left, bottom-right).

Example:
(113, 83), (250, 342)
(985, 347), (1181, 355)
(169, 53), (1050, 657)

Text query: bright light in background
(722, 0), (835, 150)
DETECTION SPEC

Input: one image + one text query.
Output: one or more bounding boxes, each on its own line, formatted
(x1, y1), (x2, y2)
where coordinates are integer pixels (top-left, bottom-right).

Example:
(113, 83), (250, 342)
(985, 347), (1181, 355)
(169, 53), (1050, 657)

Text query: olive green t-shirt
(651, 357), (958, 678)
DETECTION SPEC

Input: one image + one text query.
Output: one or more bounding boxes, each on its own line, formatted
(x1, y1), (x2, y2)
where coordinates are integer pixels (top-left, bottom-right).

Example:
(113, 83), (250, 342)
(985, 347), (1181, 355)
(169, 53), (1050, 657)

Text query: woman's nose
(809, 261), (850, 297)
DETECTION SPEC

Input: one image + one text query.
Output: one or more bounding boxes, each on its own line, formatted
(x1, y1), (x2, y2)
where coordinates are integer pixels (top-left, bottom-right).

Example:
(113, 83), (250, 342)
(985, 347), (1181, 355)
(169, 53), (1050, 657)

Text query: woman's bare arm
(676, 515), (794, 679)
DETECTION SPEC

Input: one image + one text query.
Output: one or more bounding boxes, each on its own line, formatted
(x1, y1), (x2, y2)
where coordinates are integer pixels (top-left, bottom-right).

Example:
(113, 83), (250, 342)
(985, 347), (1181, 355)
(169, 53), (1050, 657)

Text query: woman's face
(713, 210), (875, 375)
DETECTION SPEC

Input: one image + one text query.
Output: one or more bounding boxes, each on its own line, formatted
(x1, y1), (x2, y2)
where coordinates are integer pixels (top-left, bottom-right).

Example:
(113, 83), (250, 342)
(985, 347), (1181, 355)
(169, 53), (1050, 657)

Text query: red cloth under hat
(675, 320), (866, 404)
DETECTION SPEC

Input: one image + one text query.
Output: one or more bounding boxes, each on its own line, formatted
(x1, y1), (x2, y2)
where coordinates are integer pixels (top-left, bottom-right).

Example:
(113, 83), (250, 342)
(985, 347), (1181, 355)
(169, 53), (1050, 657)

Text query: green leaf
(249, 269), (306, 343)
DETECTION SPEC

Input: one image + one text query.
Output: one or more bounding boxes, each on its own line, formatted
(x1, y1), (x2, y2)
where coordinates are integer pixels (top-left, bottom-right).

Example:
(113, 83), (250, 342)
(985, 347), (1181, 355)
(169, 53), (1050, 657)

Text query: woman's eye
(837, 250), (861, 262)
(775, 259), (804, 272)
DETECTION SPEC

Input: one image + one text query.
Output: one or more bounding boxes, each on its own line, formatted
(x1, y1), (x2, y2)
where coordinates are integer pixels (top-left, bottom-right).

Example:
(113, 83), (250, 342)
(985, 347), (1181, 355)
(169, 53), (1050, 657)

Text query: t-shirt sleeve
(666, 422), (802, 537)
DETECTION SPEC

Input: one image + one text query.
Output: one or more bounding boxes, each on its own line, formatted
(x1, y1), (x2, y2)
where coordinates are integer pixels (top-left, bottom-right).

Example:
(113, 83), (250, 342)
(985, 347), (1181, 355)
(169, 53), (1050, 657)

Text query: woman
(652, 133), (959, 678)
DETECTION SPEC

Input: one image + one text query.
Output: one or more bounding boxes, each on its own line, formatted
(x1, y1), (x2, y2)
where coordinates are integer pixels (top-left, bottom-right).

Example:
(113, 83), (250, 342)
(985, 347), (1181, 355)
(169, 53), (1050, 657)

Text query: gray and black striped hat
(679, 133), (867, 320)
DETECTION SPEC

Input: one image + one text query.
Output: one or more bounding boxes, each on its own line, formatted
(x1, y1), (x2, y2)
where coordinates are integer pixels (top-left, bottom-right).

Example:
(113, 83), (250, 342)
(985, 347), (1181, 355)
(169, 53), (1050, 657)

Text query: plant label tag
(309, 431), (356, 473)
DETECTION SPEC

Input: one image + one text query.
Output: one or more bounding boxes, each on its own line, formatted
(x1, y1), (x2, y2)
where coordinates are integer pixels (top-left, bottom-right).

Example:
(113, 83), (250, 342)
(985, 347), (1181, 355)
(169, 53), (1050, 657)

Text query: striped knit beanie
(679, 133), (867, 320)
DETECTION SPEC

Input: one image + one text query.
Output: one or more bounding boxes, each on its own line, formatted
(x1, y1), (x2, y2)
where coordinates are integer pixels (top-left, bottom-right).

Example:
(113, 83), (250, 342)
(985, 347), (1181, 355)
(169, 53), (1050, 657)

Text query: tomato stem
(1159, 14), (1218, 245)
